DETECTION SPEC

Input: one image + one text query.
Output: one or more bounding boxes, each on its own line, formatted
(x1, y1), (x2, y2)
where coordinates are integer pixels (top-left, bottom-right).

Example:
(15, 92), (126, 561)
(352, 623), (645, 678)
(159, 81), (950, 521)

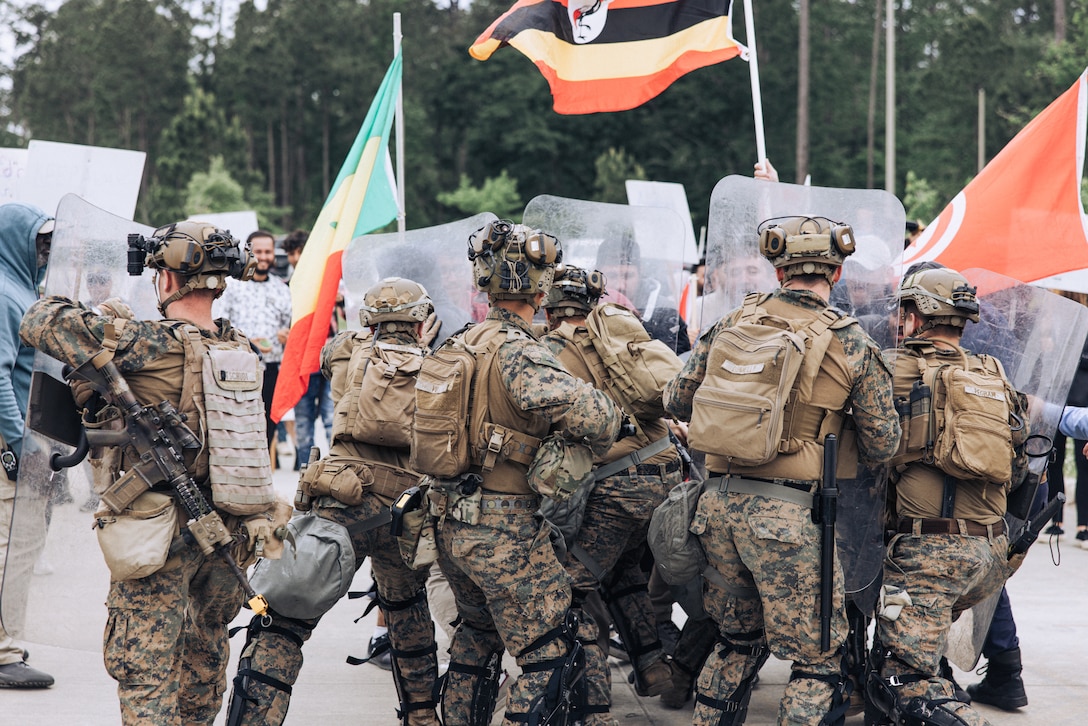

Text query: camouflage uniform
(870, 341), (1026, 726)
(229, 328), (439, 726)
(544, 320), (681, 717)
(19, 296), (255, 725)
(435, 307), (620, 725)
(664, 288), (899, 726)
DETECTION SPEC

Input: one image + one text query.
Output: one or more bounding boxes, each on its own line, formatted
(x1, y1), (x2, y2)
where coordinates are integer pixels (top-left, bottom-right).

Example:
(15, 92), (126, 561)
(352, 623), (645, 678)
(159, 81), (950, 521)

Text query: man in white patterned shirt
(215, 230), (293, 448)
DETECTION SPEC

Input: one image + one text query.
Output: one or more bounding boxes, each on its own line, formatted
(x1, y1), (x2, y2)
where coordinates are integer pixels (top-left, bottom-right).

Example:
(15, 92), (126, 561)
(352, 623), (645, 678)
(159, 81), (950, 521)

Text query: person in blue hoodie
(0, 202), (56, 688)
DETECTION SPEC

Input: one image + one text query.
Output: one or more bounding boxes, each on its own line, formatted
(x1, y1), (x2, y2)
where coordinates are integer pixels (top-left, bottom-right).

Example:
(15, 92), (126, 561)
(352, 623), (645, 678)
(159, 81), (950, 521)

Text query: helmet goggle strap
(156, 275), (224, 318)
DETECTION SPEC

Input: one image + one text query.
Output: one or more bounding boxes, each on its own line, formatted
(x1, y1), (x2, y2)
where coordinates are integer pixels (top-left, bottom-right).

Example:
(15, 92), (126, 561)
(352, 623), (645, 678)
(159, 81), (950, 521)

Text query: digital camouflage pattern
(233, 325), (438, 726)
(663, 287), (898, 725)
(435, 306), (620, 723)
(232, 494), (437, 725)
(563, 469), (681, 717)
(20, 296), (267, 725)
(104, 545), (242, 725)
(874, 533), (1012, 726)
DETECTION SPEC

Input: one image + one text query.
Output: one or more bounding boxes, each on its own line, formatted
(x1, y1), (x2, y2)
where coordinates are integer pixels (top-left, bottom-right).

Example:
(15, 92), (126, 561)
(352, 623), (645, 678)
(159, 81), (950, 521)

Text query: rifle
(1008, 492), (1067, 558)
(817, 433), (838, 653)
(64, 355), (269, 617)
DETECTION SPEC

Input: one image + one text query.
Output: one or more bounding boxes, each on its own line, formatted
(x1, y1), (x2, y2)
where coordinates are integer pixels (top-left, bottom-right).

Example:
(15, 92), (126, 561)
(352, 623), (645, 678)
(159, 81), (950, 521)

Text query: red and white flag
(904, 67), (1088, 284)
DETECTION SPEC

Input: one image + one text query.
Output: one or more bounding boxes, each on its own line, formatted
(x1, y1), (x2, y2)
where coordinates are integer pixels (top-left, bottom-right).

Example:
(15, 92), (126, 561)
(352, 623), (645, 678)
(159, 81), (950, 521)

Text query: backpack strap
(89, 319), (129, 370)
(779, 307), (849, 451)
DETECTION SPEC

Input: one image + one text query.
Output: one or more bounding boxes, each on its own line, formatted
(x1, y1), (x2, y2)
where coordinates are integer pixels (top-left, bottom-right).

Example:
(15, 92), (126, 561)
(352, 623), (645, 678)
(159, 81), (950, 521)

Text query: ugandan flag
(271, 53), (401, 422)
(470, 0), (745, 115)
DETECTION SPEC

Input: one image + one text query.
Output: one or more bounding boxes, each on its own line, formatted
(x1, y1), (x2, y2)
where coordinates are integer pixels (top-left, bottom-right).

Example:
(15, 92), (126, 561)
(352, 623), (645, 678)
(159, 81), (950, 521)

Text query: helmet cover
(757, 215), (855, 283)
(898, 267), (980, 328)
(543, 264), (606, 319)
(140, 220), (255, 290)
(359, 277), (435, 326)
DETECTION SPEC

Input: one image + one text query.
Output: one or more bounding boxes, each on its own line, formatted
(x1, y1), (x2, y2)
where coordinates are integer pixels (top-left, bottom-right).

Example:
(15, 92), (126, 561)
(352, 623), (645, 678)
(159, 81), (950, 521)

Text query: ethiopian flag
(271, 53), (402, 422)
(470, 0), (745, 115)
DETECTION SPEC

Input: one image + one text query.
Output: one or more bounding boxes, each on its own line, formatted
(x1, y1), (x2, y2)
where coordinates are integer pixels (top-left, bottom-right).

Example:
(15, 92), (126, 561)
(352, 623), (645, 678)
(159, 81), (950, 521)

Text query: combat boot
(659, 661), (694, 709)
(966, 647), (1028, 711)
(632, 654), (672, 697)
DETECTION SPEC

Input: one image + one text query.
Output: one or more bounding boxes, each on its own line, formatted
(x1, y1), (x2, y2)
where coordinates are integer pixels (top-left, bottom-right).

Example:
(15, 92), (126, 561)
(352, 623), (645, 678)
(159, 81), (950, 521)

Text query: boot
(660, 661), (694, 709)
(966, 647), (1028, 711)
(632, 654), (672, 697)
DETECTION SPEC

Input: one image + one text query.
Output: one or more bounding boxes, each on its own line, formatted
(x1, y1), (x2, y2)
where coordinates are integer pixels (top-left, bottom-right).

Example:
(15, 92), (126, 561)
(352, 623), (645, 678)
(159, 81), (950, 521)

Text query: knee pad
(508, 611), (591, 726)
(694, 630), (767, 726)
(226, 613), (310, 726)
(442, 649), (504, 726)
(864, 647), (966, 726)
(897, 697), (974, 726)
(790, 661), (853, 726)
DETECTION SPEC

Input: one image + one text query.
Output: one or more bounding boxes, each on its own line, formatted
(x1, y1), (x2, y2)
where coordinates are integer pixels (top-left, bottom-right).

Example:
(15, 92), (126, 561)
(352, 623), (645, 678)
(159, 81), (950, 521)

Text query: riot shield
(0, 194), (156, 650)
(703, 176), (905, 609)
(341, 214), (498, 346)
(522, 195), (689, 354)
(942, 269), (1088, 670)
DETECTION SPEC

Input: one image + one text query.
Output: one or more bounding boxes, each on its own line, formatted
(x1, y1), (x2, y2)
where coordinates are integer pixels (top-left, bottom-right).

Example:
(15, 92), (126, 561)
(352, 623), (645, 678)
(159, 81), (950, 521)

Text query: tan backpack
(921, 351), (1019, 484)
(344, 341), (425, 449)
(688, 293), (843, 466)
(581, 302), (683, 421)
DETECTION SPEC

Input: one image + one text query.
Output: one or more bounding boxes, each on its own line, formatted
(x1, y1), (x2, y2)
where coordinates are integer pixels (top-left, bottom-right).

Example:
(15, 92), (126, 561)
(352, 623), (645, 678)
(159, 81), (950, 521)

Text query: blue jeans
(294, 373), (334, 467)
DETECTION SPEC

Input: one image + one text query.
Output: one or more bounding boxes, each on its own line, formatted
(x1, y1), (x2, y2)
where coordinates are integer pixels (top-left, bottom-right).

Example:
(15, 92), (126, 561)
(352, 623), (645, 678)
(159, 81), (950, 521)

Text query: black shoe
(1076, 530), (1088, 549)
(366, 633), (393, 671)
(0, 662), (54, 688)
(1044, 523), (1064, 536)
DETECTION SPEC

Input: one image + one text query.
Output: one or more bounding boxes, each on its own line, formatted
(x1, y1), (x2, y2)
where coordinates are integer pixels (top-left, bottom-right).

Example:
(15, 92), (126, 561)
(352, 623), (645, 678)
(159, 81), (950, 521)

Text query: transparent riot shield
(0, 194), (156, 650)
(704, 176), (905, 609)
(341, 214), (498, 347)
(523, 195), (690, 354)
(943, 269), (1088, 670)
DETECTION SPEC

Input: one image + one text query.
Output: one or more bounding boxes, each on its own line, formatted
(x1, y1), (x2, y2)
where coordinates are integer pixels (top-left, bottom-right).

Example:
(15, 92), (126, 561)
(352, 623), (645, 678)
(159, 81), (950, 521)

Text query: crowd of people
(0, 159), (1082, 726)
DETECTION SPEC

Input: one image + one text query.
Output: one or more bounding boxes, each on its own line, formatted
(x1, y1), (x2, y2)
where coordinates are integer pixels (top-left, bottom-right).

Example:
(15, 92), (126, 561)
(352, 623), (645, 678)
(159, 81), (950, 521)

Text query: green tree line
(1, 0), (1085, 233)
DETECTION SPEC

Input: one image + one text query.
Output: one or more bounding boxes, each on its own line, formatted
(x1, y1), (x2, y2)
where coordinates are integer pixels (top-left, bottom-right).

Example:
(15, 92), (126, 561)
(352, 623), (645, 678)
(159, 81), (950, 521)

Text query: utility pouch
(527, 434), (594, 502)
(94, 491), (179, 581)
(442, 475), (483, 525)
(397, 506), (438, 570)
(298, 455), (375, 506)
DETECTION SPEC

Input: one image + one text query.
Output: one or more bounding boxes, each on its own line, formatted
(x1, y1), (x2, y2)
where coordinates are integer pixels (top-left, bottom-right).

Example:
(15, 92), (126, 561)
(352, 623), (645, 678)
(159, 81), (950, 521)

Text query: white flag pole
(742, 0), (767, 164)
(393, 12), (406, 237)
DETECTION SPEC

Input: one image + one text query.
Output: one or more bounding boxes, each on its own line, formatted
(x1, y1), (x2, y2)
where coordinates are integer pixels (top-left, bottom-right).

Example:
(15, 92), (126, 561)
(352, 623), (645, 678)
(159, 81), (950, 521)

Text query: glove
(70, 379), (97, 409)
(419, 312), (442, 347)
(98, 297), (135, 319)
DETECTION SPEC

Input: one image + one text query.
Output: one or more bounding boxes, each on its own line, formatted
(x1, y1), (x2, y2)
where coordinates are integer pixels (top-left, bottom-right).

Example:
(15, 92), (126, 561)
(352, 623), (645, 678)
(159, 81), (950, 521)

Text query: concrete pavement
(5, 458), (1086, 725)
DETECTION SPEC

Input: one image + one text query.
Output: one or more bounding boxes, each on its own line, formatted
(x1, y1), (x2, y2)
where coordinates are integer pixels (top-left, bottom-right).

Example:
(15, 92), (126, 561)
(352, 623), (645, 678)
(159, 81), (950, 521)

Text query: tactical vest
(173, 324), (275, 515)
(702, 294), (853, 481)
(548, 321), (672, 467)
(464, 319), (548, 494)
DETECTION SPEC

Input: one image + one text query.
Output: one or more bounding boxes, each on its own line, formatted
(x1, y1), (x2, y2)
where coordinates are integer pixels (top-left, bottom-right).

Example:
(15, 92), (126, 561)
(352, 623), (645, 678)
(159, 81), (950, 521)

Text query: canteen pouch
(94, 491), (179, 581)
(397, 507), (438, 571)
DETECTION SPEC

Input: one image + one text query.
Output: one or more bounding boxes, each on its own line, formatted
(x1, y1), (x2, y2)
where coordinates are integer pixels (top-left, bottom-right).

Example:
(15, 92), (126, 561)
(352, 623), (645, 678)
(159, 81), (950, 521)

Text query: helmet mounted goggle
(543, 264), (606, 318)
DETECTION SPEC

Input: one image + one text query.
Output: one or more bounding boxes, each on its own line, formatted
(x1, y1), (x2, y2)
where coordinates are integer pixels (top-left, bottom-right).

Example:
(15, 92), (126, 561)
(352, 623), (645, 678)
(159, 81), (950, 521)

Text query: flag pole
(393, 12), (406, 238)
(742, 0), (767, 163)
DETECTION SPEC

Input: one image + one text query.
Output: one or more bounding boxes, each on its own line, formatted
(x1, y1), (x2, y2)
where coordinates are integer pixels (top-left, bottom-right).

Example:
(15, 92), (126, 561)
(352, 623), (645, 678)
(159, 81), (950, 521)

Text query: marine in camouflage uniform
(227, 278), (440, 726)
(19, 222), (278, 725)
(427, 223), (620, 725)
(542, 265), (681, 720)
(664, 217), (899, 726)
(866, 268), (1028, 726)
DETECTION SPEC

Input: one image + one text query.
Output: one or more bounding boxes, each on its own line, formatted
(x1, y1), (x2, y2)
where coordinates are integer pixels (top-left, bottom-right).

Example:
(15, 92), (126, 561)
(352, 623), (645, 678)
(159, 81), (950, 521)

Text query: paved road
(6, 460), (1084, 725)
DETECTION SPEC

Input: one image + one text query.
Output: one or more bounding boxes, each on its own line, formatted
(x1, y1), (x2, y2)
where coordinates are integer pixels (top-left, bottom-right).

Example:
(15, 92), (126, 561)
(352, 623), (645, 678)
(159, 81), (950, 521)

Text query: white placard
(21, 140), (145, 219)
(187, 210), (261, 244)
(0, 148), (28, 204)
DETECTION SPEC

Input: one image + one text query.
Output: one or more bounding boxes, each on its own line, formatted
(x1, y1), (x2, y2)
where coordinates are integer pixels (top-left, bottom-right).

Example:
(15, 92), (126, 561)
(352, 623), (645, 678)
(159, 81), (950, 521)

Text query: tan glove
(242, 498), (294, 561)
(419, 312), (442, 347)
(70, 379), (98, 410)
(98, 297), (136, 319)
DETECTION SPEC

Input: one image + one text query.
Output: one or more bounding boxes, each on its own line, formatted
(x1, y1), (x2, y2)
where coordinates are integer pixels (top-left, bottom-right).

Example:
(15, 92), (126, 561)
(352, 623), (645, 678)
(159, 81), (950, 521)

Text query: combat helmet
(542, 264), (606, 320)
(757, 216), (855, 284)
(898, 266), (980, 331)
(129, 221), (255, 316)
(467, 220), (562, 305)
(359, 277), (434, 328)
